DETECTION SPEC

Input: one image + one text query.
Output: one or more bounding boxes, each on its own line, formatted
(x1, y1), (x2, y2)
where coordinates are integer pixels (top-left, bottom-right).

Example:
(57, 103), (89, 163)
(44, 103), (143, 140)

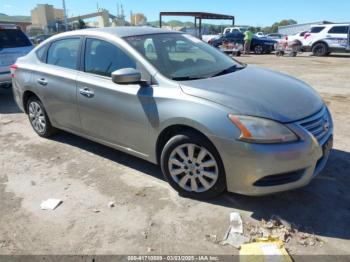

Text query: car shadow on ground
(52, 130), (350, 241)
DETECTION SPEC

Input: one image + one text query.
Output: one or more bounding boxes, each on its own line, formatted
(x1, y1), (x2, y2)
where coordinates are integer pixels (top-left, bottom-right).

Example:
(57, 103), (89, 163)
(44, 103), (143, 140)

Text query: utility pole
(62, 0), (68, 31)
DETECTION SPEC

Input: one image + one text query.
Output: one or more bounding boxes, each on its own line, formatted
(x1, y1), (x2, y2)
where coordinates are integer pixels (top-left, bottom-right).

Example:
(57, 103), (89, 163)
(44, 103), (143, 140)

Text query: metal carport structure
(159, 12), (235, 39)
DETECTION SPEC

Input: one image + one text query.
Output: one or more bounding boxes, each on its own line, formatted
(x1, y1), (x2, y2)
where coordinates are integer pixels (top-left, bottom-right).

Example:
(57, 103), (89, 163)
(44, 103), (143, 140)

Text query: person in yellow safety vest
(244, 29), (253, 55)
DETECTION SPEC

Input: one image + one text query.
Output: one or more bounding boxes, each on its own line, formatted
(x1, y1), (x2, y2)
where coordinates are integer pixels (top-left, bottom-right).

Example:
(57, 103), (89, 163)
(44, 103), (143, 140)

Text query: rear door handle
(79, 87), (94, 98)
(37, 78), (47, 86)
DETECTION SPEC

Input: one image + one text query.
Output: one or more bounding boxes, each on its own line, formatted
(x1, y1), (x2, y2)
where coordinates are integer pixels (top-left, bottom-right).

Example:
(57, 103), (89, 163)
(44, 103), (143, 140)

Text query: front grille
(298, 107), (332, 144)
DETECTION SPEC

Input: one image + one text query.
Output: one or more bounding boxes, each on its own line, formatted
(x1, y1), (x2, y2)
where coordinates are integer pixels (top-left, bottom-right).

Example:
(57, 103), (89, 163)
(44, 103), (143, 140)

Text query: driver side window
(84, 38), (136, 77)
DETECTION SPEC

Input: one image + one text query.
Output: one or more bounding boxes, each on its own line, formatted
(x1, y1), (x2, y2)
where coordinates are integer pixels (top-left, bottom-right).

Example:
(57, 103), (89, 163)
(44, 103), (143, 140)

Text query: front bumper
(210, 107), (333, 196)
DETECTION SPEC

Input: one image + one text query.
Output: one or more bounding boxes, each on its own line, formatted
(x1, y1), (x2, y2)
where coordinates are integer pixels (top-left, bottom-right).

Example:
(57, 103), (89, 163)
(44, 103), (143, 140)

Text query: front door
(76, 37), (152, 155)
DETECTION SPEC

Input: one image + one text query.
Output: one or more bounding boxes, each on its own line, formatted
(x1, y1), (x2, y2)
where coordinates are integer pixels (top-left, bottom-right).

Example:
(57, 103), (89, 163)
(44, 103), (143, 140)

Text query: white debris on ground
(108, 201), (115, 208)
(210, 212), (324, 250)
(245, 215), (324, 247)
(40, 199), (62, 210)
(221, 212), (250, 248)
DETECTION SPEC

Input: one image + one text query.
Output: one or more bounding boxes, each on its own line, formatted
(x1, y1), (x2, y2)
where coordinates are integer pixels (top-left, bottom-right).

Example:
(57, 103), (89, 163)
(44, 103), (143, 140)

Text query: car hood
(179, 66), (323, 123)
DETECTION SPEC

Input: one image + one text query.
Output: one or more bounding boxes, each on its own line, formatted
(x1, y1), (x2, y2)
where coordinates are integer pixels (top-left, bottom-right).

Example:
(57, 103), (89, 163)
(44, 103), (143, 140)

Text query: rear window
(0, 29), (32, 48)
(328, 26), (349, 34)
(310, 27), (325, 33)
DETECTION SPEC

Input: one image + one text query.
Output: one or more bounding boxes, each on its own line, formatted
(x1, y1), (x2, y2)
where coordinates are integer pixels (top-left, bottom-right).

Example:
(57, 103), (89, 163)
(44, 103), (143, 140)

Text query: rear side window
(310, 27), (325, 33)
(36, 46), (47, 62)
(47, 38), (80, 70)
(0, 29), (32, 48)
(84, 38), (136, 77)
(328, 26), (349, 34)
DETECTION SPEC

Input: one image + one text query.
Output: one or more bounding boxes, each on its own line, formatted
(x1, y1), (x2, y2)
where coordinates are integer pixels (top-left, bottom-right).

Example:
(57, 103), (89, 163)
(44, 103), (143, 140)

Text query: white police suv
(303, 24), (350, 56)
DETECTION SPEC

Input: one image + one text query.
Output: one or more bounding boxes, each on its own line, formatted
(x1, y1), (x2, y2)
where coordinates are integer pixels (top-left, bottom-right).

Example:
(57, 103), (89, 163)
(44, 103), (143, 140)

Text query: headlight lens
(229, 115), (298, 143)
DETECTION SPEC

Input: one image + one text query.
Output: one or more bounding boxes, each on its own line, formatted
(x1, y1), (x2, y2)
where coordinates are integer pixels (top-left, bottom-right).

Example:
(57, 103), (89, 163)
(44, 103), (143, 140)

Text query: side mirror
(111, 68), (141, 85)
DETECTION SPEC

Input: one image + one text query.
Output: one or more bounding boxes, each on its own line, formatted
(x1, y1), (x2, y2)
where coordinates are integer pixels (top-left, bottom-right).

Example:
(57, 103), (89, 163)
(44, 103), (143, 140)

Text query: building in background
(278, 21), (333, 35)
(30, 4), (64, 33)
(130, 12), (147, 26)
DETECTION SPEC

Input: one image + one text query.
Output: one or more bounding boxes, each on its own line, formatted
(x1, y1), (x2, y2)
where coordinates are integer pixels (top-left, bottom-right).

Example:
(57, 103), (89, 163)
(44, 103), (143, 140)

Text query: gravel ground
(0, 53), (349, 257)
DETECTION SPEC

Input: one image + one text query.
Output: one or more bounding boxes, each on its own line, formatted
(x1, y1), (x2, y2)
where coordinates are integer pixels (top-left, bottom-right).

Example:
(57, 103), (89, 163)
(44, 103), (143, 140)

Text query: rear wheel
(160, 131), (226, 199)
(312, 42), (329, 56)
(27, 96), (57, 137)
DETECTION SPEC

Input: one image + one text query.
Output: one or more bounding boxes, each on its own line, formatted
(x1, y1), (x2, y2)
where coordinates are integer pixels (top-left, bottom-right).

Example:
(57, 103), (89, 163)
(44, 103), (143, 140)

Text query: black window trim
(35, 44), (48, 63)
(328, 26), (349, 34)
(311, 26), (326, 33)
(45, 36), (83, 71)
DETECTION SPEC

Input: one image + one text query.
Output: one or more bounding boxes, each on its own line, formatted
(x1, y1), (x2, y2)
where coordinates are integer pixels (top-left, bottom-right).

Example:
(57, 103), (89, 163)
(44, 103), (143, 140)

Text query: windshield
(124, 33), (244, 80)
(0, 29), (32, 48)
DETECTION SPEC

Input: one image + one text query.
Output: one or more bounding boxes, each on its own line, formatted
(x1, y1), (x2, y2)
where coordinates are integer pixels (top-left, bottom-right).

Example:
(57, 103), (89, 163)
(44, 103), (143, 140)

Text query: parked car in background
(266, 33), (285, 41)
(209, 31), (277, 54)
(222, 27), (248, 34)
(202, 34), (221, 43)
(0, 24), (33, 88)
(12, 27), (333, 199)
(303, 24), (350, 56)
(255, 32), (265, 38)
(286, 31), (308, 46)
(31, 34), (52, 45)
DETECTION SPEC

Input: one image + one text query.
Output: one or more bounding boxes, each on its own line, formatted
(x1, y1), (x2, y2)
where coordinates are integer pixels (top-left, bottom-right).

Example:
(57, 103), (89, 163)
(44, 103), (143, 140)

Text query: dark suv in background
(209, 31), (277, 54)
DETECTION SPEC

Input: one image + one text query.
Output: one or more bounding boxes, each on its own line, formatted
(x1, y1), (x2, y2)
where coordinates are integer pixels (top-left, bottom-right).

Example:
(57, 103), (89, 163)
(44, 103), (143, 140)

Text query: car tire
(160, 130), (226, 199)
(254, 45), (264, 54)
(312, 42), (329, 56)
(27, 96), (57, 137)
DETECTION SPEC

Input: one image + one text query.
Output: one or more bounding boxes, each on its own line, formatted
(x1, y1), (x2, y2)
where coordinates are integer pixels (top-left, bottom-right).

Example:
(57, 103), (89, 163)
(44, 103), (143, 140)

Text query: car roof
(55, 26), (180, 38)
(311, 23), (349, 28)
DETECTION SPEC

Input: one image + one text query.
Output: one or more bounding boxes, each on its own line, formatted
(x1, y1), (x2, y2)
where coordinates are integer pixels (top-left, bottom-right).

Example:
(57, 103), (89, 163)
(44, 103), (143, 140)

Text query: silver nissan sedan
(11, 27), (333, 199)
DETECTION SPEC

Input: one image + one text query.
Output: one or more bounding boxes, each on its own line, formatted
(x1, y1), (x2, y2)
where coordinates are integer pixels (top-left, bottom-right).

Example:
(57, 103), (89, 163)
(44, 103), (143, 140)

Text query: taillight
(304, 33), (311, 39)
(10, 64), (18, 78)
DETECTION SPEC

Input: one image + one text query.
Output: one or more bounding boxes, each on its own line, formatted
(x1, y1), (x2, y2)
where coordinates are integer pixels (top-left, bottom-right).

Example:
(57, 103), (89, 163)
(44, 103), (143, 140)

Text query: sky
(1, 0), (350, 26)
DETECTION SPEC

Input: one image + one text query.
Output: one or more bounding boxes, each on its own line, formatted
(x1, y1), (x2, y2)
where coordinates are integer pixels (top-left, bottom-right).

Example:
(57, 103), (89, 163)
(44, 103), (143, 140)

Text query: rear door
(34, 37), (82, 131)
(0, 28), (33, 81)
(76, 37), (151, 154)
(326, 25), (349, 51)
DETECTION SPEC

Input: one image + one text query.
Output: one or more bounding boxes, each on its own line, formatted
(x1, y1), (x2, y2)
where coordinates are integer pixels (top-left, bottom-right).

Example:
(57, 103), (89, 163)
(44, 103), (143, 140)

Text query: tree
(263, 19), (297, 34)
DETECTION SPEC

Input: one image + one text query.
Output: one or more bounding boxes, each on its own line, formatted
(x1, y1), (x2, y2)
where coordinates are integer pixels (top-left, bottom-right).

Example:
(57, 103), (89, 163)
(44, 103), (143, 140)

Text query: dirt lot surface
(1, 53), (350, 257)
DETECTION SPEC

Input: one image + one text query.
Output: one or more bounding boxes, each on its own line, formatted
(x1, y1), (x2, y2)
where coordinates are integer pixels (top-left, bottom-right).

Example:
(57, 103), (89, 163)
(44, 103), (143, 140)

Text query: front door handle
(37, 78), (47, 86)
(79, 87), (94, 98)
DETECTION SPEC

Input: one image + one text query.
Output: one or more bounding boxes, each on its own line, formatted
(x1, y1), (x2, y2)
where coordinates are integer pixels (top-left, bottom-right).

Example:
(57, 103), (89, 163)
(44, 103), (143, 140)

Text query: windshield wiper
(171, 76), (204, 81)
(210, 65), (245, 78)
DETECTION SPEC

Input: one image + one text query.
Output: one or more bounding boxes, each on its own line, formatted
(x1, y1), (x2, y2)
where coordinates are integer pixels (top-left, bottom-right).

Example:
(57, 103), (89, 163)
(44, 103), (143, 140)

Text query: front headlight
(228, 115), (298, 144)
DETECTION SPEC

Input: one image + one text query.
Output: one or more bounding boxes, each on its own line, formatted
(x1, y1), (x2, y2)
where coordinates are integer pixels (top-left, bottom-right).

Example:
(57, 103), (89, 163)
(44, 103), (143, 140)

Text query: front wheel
(160, 131), (226, 199)
(254, 45), (264, 54)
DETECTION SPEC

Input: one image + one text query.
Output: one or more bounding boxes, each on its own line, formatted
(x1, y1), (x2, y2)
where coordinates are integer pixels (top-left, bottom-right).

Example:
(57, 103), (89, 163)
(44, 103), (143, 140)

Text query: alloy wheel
(28, 101), (46, 133)
(168, 143), (219, 193)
